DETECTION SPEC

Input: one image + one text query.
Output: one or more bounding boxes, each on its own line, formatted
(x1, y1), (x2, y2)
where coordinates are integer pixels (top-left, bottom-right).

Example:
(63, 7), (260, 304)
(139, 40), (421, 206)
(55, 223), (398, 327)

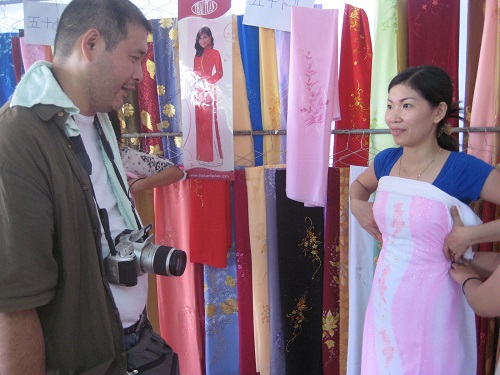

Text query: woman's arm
(349, 164), (381, 241)
(128, 166), (185, 194)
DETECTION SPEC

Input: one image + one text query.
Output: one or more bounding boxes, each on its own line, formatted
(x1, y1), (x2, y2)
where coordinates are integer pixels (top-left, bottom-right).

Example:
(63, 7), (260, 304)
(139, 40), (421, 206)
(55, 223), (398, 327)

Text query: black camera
(104, 224), (187, 286)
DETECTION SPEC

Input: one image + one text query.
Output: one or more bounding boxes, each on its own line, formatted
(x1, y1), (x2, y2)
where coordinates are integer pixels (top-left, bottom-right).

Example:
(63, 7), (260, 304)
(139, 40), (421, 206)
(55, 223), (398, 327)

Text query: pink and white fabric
(285, 7), (340, 207)
(361, 177), (479, 375)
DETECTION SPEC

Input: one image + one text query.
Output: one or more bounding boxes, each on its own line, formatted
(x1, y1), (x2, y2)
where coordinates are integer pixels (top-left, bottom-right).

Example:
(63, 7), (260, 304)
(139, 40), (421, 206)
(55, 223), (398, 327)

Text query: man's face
(87, 24), (148, 113)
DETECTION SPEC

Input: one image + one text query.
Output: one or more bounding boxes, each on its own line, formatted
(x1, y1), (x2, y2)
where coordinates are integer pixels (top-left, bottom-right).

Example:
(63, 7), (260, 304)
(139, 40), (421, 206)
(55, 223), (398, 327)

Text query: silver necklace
(399, 148), (442, 180)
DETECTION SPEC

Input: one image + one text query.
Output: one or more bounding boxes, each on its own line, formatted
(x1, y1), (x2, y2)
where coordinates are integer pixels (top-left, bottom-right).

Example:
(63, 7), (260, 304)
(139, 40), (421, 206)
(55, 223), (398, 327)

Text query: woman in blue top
(350, 65), (500, 374)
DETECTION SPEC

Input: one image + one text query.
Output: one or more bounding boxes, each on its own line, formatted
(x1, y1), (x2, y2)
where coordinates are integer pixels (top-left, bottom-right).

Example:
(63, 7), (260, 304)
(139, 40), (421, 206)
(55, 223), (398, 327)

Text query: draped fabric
(203, 248), (239, 375)
(246, 166), (270, 375)
(265, 167), (286, 375)
(189, 180), (231, 268)
(259, 27), (281, 166)
(338, 168), (350, 375)
(137, 30), (163, 154)
(120, 90), (142, 149)
(155, 182), (204, 375)
(234, 169), (259, 375)
(275, 30), (290, 165)
(396, 0), (408, 72)
(361, 177), (478, 375)
(369, 0), (398, 154)
(333, 5), (372, 168)
(346, 166), (376, 375)
(286, 7), (340, 208)
(151, 18), (183, 165)
(19, 36), (52, 72)
(11, 36), (23, 84)
(232, 17), (254, 167)
(237, 16), (264, 166)
(0, 33), (17, 105)
(407, 0), (460, 131)
(322, 168), (341, 375)
(276, 169), (324, 375)
(468, 0), (498, 164)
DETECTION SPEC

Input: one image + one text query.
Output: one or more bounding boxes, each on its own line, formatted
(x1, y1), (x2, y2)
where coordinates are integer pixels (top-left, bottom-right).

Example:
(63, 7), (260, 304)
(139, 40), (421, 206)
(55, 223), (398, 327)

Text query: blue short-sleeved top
(374, 147), (494, 205)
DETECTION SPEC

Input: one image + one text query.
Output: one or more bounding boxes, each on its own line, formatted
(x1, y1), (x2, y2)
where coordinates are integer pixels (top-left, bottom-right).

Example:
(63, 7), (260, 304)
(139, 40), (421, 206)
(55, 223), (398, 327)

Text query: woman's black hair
(388, 65), (460, 152)
(194, 26), (214, 57)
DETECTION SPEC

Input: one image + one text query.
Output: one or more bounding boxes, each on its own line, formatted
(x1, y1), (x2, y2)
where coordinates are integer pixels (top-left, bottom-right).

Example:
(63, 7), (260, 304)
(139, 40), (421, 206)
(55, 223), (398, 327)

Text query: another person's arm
(450, 259), (500, 317)
(444, 169), (500, 260)
(349, 164), (381, 242)
(0, 309), (45, 375)
(128, 166), (185, 194)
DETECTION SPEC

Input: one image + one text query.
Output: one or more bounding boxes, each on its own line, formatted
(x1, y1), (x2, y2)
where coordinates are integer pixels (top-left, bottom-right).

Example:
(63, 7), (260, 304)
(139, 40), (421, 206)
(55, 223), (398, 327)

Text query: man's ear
(81, 29), (101, 61)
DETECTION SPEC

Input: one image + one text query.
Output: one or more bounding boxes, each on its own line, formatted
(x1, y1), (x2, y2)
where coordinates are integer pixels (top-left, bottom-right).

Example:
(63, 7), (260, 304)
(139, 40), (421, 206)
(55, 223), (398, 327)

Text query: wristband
(461, 276), (482, 295)
(127, 177), (145, 196)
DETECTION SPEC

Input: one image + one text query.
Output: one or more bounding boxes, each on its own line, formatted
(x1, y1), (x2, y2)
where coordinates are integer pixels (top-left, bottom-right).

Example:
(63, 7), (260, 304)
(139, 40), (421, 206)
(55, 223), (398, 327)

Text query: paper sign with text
(242, 0), (315, 32)
(23, 1), (67, 45)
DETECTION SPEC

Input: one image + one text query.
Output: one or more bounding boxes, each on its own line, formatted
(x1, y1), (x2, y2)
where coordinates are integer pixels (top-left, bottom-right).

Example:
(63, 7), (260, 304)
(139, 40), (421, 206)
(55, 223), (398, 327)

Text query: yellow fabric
(259, 27), (281, 166)
(233, 16), (255, 167)
(245, 166), (270, 375)
(339, 168), (350, 374)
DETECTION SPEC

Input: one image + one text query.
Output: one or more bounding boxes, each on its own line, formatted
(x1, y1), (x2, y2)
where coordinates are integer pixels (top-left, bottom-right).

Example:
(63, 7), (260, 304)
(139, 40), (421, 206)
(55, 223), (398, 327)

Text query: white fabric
(346, 166), (378, 375)
(76, 114), (147, 328)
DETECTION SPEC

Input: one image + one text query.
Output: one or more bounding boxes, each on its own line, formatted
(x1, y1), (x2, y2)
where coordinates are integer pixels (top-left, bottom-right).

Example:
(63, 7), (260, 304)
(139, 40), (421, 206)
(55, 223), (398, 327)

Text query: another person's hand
(350, 200), (381, 242)
(449, 259), (480, 286)
(444, 206), (473, 262)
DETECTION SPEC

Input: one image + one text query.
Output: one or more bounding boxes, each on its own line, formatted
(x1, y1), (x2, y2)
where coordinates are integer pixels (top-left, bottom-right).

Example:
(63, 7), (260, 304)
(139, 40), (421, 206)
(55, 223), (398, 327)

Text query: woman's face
(198, 33), (212, 49)
(385, 83), (441, 147)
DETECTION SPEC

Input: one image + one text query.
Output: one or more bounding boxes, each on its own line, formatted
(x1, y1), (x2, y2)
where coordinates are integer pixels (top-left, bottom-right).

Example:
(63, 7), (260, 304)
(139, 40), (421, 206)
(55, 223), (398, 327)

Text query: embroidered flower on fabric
(299, 51), (328, 130)
(286, 292), (312, 352)
(298, 217), (322, 280)
(391, 201), (405, 237)
(378, 264), (390, 303)
(379, 329), (395, 368)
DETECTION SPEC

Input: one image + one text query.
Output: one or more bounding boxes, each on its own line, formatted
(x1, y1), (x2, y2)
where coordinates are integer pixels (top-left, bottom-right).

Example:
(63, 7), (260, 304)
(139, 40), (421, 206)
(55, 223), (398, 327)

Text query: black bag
(126, 321), (180, 375)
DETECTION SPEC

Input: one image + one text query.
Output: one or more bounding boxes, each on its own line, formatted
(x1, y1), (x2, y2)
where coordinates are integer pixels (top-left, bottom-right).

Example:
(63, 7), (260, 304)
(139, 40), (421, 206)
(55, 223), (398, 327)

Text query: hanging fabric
(237, 16), (264, 166)
(369, 0), (398, 154)
(234, 169), (259, 375)
(154, 182), (204, 375)
(259, 27), (281, 166)
(286, 6), (340, 208)
(0, 33), (17, 105)
(265, 167), (286, 374)
(19, 36), (52, 72)
(275, 30), (290, 165)
(11, 35), (23, 84)
(333, 4), (372, 168)
(322, 167), (341, 375)
(137, 29), (163, 154)
(276, 169), (324, 374)
(151, 18), (183, 165)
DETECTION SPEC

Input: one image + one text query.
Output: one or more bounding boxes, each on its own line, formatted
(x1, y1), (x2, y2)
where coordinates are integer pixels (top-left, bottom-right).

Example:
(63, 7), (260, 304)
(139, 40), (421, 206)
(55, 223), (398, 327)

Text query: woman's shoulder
(374, 147), (402, 179)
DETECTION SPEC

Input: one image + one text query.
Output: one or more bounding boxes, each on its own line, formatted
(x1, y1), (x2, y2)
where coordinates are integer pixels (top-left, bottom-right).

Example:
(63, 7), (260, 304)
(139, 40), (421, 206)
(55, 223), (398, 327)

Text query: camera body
(104, 224), (187, 287)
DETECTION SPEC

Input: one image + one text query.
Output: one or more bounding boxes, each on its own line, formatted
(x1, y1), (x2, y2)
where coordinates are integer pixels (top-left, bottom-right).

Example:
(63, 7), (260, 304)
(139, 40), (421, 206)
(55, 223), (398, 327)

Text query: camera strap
(92, 115), (142, 230)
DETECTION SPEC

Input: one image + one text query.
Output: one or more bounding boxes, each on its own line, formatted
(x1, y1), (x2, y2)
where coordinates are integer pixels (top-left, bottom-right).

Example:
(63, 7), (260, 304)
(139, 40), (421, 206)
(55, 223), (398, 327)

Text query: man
(0, 0), (169, 373)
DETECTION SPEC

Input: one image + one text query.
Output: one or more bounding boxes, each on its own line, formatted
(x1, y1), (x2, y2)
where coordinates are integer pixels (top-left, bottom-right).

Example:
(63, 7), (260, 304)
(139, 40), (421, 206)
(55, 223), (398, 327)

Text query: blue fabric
(237, 15), (263, 166)
(374, 147), (494, 204)
(0, 33), (17, 106)
(204, 184), (239, 374)
(265, 168), (286, 374)
(151, 18), (182, 165)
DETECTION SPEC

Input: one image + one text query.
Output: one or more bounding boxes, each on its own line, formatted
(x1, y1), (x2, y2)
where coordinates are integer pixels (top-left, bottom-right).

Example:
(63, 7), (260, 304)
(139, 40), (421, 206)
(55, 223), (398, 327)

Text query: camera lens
(139, 244), (187, 277)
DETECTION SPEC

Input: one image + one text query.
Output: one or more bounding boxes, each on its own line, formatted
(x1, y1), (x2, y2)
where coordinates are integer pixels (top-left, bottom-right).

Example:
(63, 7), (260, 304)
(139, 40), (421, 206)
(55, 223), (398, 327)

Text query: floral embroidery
(146, 59), (155, 80)
(220, 298), (238, 315)
(391, 201), (405, 237)
(169, 28), (178, 42)
(298, 217), (322, 280)
(378, 264), (390, 303)
(162, 103), (176, 118)
(123, 103), (135, 117)
(300, 51), (328, 130)
(160, 18), (173, 29)
(262, 303), (270, 325)
(322, 309), (339, 351)
(158, 85), (166, 96)
(141, 110), (152, 131)
(379, 329), (395, 368)
(381, 0), (398, 34)
(160, 120), (170, 129)
(286, 292), (311, 352)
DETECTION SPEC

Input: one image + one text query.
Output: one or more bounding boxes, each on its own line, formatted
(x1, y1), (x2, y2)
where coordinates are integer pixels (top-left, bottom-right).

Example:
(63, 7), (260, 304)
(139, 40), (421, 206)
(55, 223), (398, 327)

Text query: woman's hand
(443, 206), (473, 262)
(350, 199), (381, 242)
(449, 259), (480, 286)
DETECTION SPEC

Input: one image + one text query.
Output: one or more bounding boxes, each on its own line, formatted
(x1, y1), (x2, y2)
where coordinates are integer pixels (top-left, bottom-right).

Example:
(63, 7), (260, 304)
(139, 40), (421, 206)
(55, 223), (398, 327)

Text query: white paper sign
(23, 1), (67, 45)
(242, 0), (315, 32)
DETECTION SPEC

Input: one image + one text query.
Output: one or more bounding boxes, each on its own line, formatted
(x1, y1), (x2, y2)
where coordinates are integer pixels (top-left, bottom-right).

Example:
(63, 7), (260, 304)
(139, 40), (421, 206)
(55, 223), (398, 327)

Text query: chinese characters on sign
(242, 0), (315, 31)
(23, 1), (67, 45)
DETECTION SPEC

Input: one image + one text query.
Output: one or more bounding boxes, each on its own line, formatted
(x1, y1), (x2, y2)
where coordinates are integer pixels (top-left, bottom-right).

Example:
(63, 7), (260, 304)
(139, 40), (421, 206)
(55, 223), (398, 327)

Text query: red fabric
(10, 37), (23, 84)
(189, 179), (231, 268)
(333, 5), (372, 167)
(234, 170), (258, 375)
(193, 47), (223, 162)
(322, 168), (341, 374)
(137, 29), (163, 153)
(407, 0), (460, 129)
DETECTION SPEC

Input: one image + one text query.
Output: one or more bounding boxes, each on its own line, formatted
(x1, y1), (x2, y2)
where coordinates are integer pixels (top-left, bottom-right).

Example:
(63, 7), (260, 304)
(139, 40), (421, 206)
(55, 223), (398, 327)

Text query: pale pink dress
(361, 177), (478, 374)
